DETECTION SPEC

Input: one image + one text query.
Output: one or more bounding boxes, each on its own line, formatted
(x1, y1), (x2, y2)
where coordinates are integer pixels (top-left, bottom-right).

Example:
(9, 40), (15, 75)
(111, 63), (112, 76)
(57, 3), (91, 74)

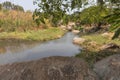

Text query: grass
(76, 33), (120, 67)
(0, 10), (37, 32)
(76, 49), (120, 67)
(0, 28), (65, 41)
(0, 10), (65, 41)
(82, 34), (120, 45)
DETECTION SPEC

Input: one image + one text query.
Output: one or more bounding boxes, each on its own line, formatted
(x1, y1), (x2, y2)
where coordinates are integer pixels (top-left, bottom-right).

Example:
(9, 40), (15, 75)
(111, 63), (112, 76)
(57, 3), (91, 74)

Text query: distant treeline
(0, 1), (39, 32)
(0, 1), (24, 12)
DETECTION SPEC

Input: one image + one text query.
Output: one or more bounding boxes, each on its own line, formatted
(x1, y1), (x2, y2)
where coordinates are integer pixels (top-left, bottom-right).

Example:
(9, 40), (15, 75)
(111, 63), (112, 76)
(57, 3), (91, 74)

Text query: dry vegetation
(0, 10), (65, 41)
(0, 10), (37, 32)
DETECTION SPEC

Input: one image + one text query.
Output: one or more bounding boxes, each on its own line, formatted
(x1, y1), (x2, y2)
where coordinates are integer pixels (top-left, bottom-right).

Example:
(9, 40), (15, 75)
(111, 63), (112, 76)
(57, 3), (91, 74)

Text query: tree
(97, 0), (104, 5)
(2, 1), (12, 10)
(0, 4), (2, 10)
(103, 0), (120, 39)
(33, 0), (120, 38)
(13, 5), (24, 11)
(80, 5), (109, 25)
(80, 0), (120, 38)
(33, 0), (85, 26)
(2, 1), (24, 12)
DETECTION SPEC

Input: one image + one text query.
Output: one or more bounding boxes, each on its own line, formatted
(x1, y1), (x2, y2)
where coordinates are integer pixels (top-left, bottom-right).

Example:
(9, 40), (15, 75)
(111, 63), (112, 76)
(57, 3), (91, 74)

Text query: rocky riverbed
(0, 54), (120, 80)
(0, 31), (120, 80)
(0, 56), (99, 80)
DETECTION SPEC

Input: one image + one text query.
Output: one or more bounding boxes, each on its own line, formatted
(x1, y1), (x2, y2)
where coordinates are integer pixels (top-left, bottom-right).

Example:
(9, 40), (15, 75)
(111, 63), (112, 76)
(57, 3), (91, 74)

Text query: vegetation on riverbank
(82, 34), (120, 46)
(0, 1), (66, 42)
(69, 0), (120, 67)
(0, 10), (38, 32)
(0, 0), (120, 64)
(0, 27), (65, 41)
(76, 33), (120, 66)
(0, 1), (56, 32)
(0, 10), (65, 41)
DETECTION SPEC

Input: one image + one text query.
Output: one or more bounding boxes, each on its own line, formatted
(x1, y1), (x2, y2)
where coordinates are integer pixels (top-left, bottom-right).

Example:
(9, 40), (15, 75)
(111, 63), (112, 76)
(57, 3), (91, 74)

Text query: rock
(73, 37), (86, 44)
(0, 56), (99, 80)
(67, 26), (72, 31)
(57, 35), (62, 38)
(101, 32), (109, 37)
(63, 28), (66, 31)
(88, 41), (97, 48)
(60, 25), (67, 30)
(101, 32), (114, 39)
(68, 22), (75, 26)
(100, 43), (120, 50)
(72, 30), (80, 34)
(94, 54), (120, 80)
(67, 22), (75, 31)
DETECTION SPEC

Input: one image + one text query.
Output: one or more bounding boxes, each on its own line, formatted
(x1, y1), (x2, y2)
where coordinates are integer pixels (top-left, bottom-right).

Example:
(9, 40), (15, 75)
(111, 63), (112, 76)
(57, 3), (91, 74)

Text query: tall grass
(0, 10), (37, 32)
(0, 10), (65, 41)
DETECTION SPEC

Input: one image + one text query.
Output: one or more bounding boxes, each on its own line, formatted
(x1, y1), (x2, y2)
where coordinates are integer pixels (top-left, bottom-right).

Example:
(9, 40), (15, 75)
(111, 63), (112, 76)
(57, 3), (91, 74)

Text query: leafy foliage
(110, 0), (120, 3)
(0, 4), (2, 10)
(105, 9), (120, 30)
(80, 5), (109, 25)
(33, 0), (86, 26)
(112, 28), (120, 39)
(105, 8), (120, 39)
(102, 0), (120, 39)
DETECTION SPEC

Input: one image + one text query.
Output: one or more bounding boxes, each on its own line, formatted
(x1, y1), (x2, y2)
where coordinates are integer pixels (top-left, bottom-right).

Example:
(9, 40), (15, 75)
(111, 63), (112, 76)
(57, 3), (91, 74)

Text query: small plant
(74, 26), (83, 31)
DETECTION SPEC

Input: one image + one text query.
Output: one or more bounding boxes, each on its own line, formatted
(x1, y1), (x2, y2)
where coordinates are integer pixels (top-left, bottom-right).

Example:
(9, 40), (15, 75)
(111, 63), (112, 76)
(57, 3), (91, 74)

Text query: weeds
(0, 28), (65, 41)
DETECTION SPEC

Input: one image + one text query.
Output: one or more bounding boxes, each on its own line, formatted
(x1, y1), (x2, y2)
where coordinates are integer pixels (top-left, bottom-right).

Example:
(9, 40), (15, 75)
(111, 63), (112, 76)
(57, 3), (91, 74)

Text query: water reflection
(0, 32), (81, 65)
(0, 47), (6, 53)
(0, 42), (39, 54)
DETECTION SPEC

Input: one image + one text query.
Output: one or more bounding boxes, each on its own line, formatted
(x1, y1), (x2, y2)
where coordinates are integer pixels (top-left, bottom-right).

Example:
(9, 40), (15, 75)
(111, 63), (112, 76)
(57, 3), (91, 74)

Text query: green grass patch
(0, 28), (65, 41)
(76, 33), (120, 67)
(82, 34), (120, 45)
(76, 49), (120, 67)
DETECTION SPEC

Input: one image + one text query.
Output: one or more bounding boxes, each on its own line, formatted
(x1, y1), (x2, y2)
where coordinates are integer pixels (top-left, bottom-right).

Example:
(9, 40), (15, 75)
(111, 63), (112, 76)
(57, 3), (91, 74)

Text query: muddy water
(0, 32), (81, 65)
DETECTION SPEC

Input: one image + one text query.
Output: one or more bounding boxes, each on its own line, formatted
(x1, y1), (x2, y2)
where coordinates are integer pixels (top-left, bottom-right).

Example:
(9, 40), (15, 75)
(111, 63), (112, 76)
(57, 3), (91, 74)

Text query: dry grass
(0, 10), (37, 32)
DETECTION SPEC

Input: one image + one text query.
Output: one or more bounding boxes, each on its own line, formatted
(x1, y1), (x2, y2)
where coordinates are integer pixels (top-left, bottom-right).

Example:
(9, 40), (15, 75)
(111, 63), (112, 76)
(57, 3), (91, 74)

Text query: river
(0, 32), (81, 65)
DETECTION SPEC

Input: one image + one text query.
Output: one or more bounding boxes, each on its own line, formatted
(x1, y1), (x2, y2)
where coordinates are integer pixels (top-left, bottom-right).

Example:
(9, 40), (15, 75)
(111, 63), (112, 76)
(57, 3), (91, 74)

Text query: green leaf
(42, 0), (46, 2)
(45, 3), (49, 9)
(71, 0), (75, 9)
(112, 28), (120, 39)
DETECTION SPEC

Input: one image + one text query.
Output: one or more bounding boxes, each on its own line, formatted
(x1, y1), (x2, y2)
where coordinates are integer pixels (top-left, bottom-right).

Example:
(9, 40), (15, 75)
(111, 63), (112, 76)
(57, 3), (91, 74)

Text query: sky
(0, 0), (38, 11)
(0, 0), (97, 13)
